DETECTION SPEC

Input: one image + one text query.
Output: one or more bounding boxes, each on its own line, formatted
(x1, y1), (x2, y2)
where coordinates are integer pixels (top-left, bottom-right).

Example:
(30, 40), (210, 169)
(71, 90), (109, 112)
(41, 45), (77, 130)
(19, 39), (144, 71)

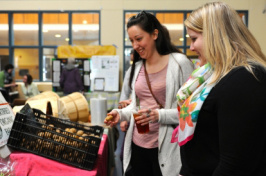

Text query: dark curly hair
(4, 64), (14, 72)
(25, 74), (33, 85)
(127, 11), (182, 89)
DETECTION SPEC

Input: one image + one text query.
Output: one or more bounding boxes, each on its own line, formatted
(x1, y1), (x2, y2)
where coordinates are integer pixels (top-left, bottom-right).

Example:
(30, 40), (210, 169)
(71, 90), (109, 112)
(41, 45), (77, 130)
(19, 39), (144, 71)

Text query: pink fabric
(171, 125), (179, 143)
(133, 65), (167, 148)
(10, 134), (108, 176)
(135, 65), (167, 109)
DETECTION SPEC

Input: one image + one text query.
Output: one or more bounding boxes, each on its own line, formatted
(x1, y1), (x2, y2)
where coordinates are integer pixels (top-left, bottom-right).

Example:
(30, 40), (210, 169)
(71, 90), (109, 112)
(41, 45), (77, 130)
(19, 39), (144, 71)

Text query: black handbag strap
(143, 61), (177, 129)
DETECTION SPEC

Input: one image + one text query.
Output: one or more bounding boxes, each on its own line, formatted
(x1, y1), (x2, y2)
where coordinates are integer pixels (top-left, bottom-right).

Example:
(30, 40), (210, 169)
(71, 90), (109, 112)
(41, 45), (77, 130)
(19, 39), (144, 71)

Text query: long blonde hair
(185, 1), (266, 82)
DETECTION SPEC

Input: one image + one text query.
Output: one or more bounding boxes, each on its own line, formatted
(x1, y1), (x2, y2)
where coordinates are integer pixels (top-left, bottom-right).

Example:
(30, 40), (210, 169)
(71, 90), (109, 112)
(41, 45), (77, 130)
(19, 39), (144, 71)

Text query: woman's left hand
(118, 99), (132, 109)
(137, 108), (159, 125)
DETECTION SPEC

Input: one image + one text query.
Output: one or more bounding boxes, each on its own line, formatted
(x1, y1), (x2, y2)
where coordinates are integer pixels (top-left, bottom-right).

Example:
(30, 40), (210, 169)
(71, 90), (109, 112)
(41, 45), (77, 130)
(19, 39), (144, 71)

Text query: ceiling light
(179, 38), (184, 41)
(55, 34), (61, 38)
(0, 24), (38, 31)
(186, 34), (189, 38)
(65, 38), (69, 41)
(83, 20), (87, 24)
(164, 24), (183, 30)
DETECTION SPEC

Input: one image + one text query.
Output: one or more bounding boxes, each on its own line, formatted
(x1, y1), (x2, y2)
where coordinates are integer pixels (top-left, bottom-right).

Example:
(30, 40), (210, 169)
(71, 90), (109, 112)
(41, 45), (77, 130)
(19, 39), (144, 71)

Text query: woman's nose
(132, 42), (138, 50)
(190, 43), (195, 51)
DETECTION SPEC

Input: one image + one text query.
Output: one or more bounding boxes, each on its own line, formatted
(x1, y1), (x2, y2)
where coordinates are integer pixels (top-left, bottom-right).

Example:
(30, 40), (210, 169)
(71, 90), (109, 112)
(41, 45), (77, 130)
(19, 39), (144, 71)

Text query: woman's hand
(136, 108), (159, 126)
(118, 99), (132, 109)
(120, 121), (129, 132)
(104, 110), (120, 127)
(6, 83), (17, 88)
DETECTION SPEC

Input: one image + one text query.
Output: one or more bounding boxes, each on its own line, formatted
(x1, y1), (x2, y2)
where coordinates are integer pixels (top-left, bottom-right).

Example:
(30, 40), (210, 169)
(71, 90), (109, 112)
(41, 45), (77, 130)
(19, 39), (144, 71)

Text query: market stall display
(84, 92), (120, 111)
(26, 91), (59, 117)
(58, 92), (90, 122)
(7, 106), (103, 170)
(9, 133), (109, 176)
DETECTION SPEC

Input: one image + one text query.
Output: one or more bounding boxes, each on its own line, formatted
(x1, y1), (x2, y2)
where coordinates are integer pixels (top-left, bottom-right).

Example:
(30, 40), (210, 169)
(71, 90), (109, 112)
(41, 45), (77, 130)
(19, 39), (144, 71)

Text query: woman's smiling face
(187, 28), (207, 66)
(23, 75), (27, 84)
(127, 25), (157, 59)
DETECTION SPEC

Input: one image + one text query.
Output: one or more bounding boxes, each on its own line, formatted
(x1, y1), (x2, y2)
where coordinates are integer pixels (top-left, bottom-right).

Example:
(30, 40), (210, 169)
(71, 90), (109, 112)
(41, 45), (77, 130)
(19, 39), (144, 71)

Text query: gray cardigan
(116, 53), (194, 176)
(119, 66), (132, 101)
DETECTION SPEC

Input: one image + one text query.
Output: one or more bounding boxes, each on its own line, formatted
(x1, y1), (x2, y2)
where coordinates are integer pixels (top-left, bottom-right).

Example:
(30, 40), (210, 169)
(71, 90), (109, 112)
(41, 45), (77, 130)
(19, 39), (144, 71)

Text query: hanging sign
(57, 45), (116, 58)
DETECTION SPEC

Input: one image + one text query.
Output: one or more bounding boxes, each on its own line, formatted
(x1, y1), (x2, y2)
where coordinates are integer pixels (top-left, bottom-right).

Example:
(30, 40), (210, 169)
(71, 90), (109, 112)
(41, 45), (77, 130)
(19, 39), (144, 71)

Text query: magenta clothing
(133, 64), (167, 148)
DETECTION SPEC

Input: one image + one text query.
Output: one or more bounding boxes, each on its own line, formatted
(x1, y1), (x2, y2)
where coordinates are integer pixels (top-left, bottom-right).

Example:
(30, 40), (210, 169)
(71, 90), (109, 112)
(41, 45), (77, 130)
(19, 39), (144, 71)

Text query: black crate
(7, 108), (104, 170)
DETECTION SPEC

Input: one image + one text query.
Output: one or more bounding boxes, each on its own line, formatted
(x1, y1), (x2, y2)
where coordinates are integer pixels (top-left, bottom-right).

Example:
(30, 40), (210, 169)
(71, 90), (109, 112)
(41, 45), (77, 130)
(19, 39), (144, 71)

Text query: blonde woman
(171, 2), (266, 175)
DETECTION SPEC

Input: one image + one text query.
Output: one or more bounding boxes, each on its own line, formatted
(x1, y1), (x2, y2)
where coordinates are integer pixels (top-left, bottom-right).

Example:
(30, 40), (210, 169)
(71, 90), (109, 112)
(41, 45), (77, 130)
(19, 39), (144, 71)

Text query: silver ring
(148, 109), (151, 114)
(146, 114), (150, 118)
(149, 120), (153, 123)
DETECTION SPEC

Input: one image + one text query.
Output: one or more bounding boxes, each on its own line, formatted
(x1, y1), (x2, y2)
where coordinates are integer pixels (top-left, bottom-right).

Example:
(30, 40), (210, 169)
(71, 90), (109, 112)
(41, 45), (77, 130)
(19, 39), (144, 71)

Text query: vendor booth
(0, 45), (121, 176)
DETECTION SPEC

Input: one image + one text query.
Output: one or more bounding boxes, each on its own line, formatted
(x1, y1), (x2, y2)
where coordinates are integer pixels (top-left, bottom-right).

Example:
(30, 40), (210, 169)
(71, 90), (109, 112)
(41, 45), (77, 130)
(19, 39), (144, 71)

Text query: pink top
(133, 64), (167, 148)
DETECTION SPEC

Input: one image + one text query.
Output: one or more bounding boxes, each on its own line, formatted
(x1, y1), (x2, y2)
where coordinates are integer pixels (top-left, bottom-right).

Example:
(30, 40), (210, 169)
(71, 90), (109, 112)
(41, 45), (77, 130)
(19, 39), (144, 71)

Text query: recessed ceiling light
(83, 20), (87, 24)
(65, 38), (69, 41)
(55, 34), (61, 38)
(179, 38), (184, 41)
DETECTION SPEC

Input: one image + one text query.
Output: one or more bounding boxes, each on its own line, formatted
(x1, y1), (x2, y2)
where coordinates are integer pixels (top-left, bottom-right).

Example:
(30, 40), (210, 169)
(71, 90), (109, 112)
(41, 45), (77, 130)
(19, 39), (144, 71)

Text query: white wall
(1, 0), (266, 87)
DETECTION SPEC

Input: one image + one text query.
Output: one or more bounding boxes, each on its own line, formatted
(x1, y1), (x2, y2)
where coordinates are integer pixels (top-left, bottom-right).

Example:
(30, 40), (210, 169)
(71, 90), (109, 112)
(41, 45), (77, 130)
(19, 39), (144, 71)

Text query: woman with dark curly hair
(105, 11), (194, 176)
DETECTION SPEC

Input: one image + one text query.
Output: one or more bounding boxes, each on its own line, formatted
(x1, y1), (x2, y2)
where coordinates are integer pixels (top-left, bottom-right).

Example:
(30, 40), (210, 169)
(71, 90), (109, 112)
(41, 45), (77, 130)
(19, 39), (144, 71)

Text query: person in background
(119, 49), (135, 130)
(105, 11), (194, 176)
(0, 64), (17, 102)
(119, 49), (135, 109)
(171, 2), (266, 175)
(21, 74), (40, 99)
(60, 58), (84, 95)
(115, 49), (135, 176)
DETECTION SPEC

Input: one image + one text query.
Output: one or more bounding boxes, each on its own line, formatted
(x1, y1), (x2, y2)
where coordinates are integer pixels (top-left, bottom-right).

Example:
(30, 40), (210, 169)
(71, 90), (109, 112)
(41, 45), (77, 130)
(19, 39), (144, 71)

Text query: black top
(180, 66), (266, 176)
(4, 71), (13, 92)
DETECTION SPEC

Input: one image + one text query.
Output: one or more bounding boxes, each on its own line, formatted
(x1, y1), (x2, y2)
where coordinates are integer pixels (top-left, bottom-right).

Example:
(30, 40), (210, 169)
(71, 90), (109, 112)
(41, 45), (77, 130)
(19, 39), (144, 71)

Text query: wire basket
(7, 108), (104, 170)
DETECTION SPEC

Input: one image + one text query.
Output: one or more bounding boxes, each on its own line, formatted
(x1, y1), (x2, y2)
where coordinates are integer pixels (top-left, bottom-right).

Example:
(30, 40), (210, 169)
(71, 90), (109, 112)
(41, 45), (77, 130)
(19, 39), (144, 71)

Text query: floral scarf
(171, 63), (216, 146)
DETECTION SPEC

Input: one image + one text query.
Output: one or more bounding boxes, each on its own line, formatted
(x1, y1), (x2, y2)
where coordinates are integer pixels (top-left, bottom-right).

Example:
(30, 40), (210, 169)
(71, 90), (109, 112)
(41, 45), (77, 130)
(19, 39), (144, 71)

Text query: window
(0, 14), (8, 46)
(72, 13), (100, 45)
(156, 13), (184, 46)
(43, 13), (69, 46)
(0, 10), (100, 81)
(0, 49), (9, 71)
(13, 13), (39, 46)
(14, 48), (39, 79)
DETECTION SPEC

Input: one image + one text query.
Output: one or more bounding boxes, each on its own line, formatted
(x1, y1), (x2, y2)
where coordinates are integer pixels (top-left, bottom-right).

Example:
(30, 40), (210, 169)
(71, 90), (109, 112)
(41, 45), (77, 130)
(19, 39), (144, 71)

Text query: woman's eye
(191, 38), (196, 42)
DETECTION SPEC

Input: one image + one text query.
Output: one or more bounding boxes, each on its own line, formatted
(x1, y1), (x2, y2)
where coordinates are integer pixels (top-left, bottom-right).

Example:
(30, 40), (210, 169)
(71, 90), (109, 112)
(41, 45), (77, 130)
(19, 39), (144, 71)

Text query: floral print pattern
(171, 63), (217, 146)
